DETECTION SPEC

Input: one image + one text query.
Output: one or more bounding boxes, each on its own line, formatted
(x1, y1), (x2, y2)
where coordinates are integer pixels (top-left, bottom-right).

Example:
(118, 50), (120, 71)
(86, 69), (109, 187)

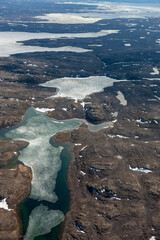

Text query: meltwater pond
(0, 107), (82, 239)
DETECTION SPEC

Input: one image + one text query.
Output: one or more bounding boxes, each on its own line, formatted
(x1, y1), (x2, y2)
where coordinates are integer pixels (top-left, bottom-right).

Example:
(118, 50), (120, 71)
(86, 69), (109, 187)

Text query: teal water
(18, 146), (72, 240)
(87, 121), (112, 131)
(0, 107), (111, 239)
(0, 108), (82, 240)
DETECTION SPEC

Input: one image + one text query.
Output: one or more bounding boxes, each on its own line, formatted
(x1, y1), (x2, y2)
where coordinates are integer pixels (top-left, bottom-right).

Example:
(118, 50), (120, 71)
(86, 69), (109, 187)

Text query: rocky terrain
(55, 80), (160, 240)
(0, 0), (160, 239)
(0, 50), (160, 240)
(0, 164), (32, 240)
(0, 139), (28, 166)
(1, 76), (160, 239)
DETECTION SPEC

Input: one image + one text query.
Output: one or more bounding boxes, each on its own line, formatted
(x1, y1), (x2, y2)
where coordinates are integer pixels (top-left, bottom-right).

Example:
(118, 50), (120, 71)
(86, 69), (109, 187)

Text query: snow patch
(80, 171), (86, 176)
(112, 112), (118, 117)
(110, 197), (121, 200)
(124, 43), (131, 47)
(81, 145), (87, 151)
(0, 198), (12, 211)
(116, 91), (127, 106)
(150, 67), (159, 75)
(149, 236), (156, 240)
(62, 108), (68, 111)
(35, 108), (55, 113)
(129, 165), (152, 173)
(136, 119), (148, 124)
(88, 44), (102, 47)
(108, 134), (128, 139)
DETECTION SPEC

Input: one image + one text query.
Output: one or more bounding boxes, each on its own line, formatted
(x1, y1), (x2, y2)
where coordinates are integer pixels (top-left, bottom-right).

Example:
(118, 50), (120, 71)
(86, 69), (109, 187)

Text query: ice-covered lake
(40, 76), (125, 100)
(0, 30), (119, 57)
(1, 108), (82, 239)
(55, 0), (160, 19)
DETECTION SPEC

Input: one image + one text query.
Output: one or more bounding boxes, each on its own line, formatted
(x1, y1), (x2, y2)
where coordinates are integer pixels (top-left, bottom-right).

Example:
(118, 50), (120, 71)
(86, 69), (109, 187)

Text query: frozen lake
(0, 30), (119, 57)
(0, 108), (82, 239)
(40, 76), (125, 100)
(55, 0), (160, 19)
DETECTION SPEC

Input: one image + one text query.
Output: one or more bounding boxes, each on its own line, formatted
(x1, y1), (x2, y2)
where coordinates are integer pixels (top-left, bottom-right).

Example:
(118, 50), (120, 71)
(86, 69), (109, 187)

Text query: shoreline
(58, 144), (76, 240)
(0, 162), (32, 240)
(54, 129), (84, 240)
(0, 106), (83, 240)
(0, 76), (160, 239)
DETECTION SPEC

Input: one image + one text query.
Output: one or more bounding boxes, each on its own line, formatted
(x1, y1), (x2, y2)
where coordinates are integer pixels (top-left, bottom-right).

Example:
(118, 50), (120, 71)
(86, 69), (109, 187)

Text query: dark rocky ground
(56, 80), (160, 240)
(0, 164), (32, 240)
(0, 1), (160, 239)
(1, 77), (160, 240)
(0, 17), (159, 83)
(0, 139), (28, 166)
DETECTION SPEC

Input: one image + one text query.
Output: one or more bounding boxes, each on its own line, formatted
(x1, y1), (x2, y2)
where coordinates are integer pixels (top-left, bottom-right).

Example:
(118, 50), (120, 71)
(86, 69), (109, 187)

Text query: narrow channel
(18, 144), (72, 240)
